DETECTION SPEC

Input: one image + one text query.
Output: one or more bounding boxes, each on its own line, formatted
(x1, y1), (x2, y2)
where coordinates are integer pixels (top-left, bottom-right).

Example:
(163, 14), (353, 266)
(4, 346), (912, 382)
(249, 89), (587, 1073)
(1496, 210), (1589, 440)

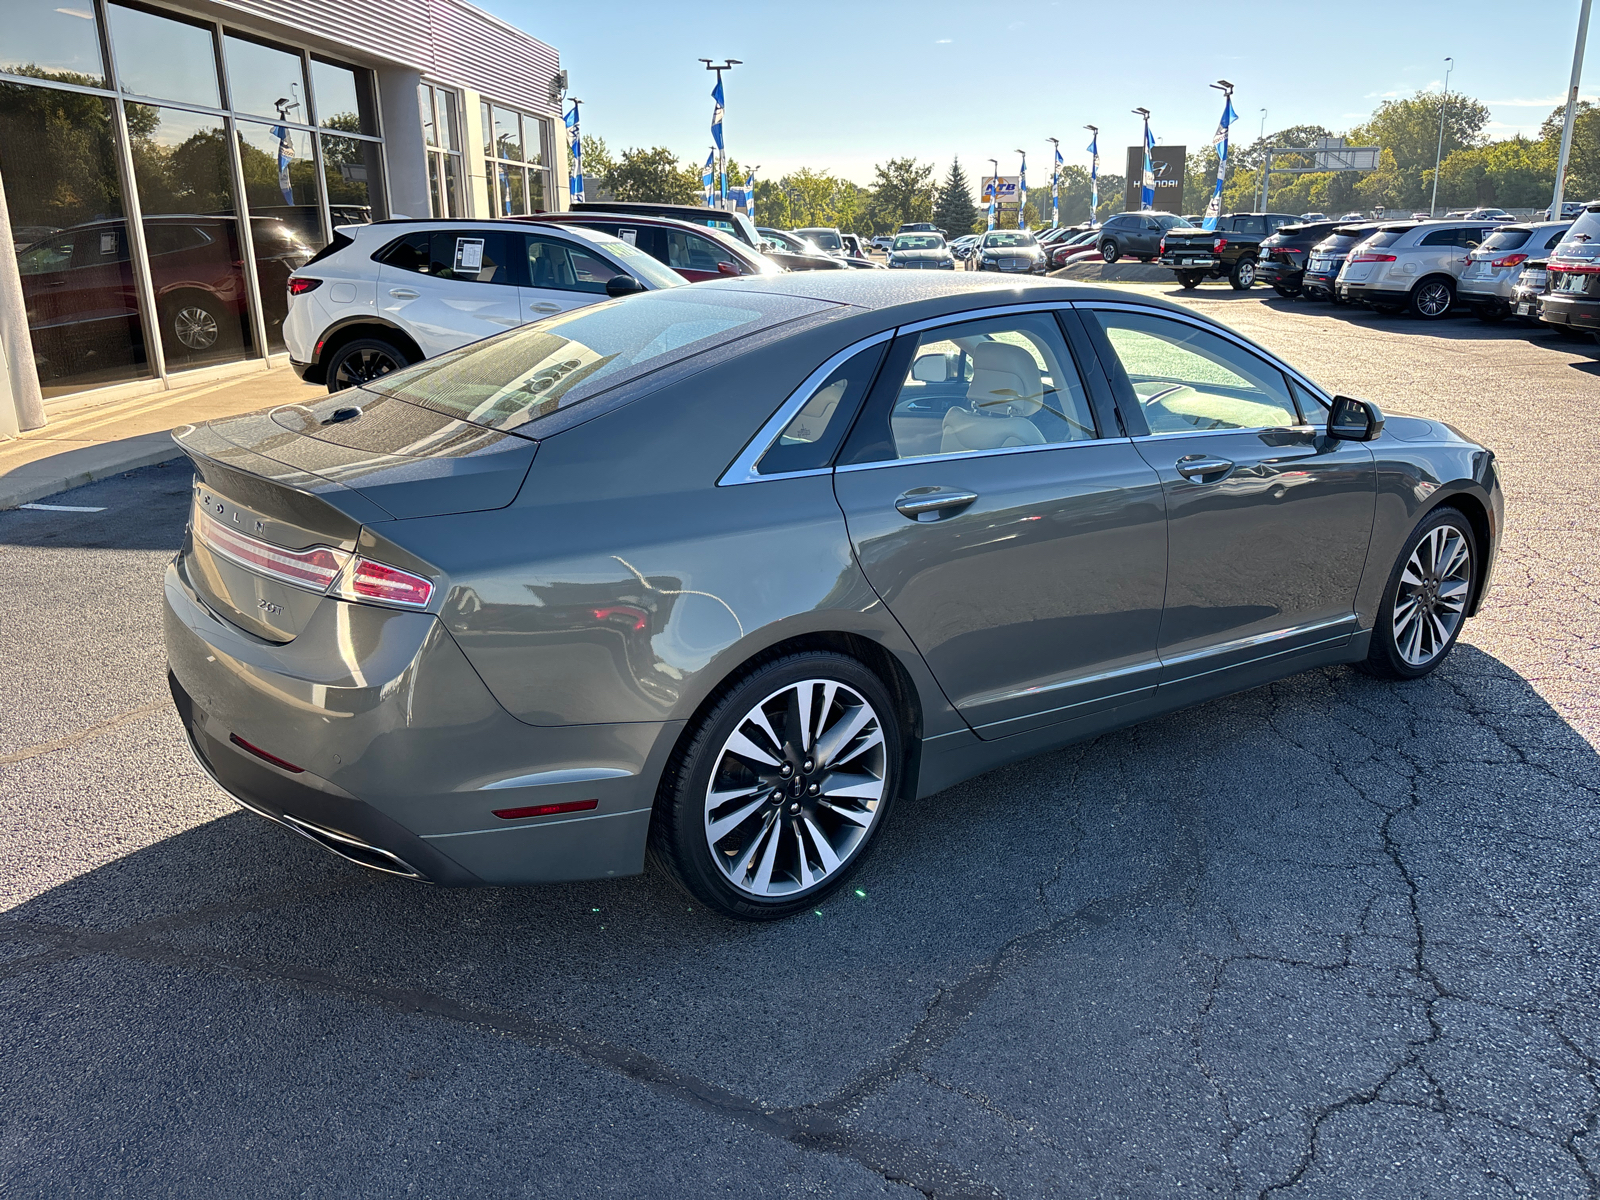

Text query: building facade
(0, 0), (566, 431)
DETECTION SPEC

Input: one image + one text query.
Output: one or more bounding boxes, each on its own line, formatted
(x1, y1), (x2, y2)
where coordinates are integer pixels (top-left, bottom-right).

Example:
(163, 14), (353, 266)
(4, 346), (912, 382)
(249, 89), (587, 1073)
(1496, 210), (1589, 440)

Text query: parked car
(950, 233), (981, 262)
(1511, 258), (1552, 324)
(1157, 212), (1300, 289)
(1457, 221), (1572, 321)
(1301, 223), (1382, 301)
(757, 227), (851, 272)
(1046, 228), (1102, 268)
(1335, 220), (1500, 318)
(1541, 200), (1590, 221)
(1539, 204), (1600, 337)
(897, 221), (943, 235)
(165, 271), (1504, 921)
(795, 227), (847, 256)
(1255, 221), (1343, 297)
(972, 229), (1047, 273)
(566, 200), (764, 251)
(841, 233), (867, 258)
(516, 211), (783, 283)
(281, 218), (683, 391)
(1446, 208), (1514, 222)
(1095, 211), (1194, 263)
(1299, 212), (1329, 221)
(886, 232), (955, 269)
(16, 213), (312, 377)
(870, 234), (895, 252)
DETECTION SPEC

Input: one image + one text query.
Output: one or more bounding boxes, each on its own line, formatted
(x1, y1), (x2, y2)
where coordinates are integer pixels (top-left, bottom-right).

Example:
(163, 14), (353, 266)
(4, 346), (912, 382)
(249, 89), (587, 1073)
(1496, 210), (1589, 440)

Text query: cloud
(1364, 90), (1404, 100)
(935, 37), (951, 43)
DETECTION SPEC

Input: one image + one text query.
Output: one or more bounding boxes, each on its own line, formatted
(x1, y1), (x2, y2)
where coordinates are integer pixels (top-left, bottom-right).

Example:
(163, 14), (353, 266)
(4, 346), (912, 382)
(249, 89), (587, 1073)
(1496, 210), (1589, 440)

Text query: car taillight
(1159, 236), (1166, 254)
(287, 276), (322, 295)
(1490, 253), (1529, 269)
(1213, 237), (1227, 251)
(1351, 253), (1397, 263)
(193, 505), (349, 591)
(335, 558), (434, 608)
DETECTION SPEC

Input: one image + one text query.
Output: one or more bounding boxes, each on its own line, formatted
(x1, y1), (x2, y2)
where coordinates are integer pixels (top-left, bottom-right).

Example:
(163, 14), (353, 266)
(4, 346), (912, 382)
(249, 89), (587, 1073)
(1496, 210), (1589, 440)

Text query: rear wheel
(1273, 282), (1303, 298)
(1176, 272), (1203, 289)
(649, 652), (903, 921)
(1229, 257), (1257, 290)
(1408, 277), (1455, 320)
(1100, 240), (1120, 264)
(164, 293), (227, 355)
(326, 336), (411, 393)
(1359, 508), (1477, 680)
(1137, 255), (1154, 263)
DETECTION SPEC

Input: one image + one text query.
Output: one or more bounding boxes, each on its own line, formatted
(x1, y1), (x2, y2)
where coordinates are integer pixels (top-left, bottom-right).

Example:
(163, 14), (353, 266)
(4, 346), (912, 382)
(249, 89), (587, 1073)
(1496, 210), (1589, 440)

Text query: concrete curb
(0, 431), (184, 511)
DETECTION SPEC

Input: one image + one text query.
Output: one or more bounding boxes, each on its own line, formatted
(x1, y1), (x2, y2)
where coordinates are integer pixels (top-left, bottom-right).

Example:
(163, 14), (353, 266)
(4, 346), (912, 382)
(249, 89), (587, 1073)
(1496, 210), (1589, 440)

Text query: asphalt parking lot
(3, 287), (1598, 1198)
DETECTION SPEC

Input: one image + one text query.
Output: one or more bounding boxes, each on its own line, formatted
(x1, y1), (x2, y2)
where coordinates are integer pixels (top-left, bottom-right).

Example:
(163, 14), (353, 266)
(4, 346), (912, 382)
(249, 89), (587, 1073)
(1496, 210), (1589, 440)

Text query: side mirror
(717, 260), (742, 276)
(605, 274), (646, 298)
(910, 353), (952, 383)
(1327, 395), (1385, 441)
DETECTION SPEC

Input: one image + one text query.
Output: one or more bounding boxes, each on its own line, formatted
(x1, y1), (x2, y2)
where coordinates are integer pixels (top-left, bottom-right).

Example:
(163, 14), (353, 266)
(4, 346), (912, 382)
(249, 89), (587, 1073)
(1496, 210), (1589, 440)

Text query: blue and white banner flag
(269, 124), (294, 204)
(986, 171), (997, 230)
(564, 104), (583, 203)
(1052, 143), (1063, 228)
(1141, 122), (1156, 210)
(744, 169), (756, 221)
(711, 78), (725, 152)
(1017, 154), (1027, 230)
(1087, 132), (1099, 226)
(702, 151), (716, 207)
(1203, 94), (1239, 230)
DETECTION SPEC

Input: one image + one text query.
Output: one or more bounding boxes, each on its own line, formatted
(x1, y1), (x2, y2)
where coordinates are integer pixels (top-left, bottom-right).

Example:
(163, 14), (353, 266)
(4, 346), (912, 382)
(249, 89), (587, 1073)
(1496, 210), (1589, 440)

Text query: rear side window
(1479, 229), (1532, 253)
(757, 343), (887, 475)
(1420, 229), (1457, 247)
(1231, 216), (1266, 236)
(376, 230), (519, 284)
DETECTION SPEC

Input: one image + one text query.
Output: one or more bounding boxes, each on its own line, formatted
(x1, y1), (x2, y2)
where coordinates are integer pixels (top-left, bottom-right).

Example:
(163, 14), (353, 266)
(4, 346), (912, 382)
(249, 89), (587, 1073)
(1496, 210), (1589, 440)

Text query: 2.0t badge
(257, 598), (283, 615)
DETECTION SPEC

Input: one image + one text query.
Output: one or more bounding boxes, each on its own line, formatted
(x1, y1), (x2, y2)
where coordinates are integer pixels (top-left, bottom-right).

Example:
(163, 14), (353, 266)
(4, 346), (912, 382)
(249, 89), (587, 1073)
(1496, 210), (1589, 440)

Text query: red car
(510, 212), (781, 283)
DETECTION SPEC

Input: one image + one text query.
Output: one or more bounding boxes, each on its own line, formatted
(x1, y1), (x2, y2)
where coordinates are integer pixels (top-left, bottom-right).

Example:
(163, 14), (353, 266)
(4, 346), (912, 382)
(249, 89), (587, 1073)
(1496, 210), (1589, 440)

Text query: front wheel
(1176, 272), (1203, 289)
(1229, 257), (1257, 289)
(1100, 240), (1120, 264)
(164, 293), (228, 355)
(649, 651), (903, 920)
(1359, 508), (1477, 680)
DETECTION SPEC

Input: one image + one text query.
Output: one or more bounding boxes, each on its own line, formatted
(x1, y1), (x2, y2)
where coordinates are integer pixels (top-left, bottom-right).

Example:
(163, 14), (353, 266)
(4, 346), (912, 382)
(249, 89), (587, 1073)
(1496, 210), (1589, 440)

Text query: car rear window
(1366, 229), (1409, 249)
(360, 290), (837, 433)
(1555, 207), (1600, 257)
(1477, 229), (1531, 253)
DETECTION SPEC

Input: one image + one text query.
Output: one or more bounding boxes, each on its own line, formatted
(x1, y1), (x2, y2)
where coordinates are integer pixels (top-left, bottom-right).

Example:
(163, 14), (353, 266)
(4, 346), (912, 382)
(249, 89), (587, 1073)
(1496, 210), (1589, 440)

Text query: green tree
(1431, 136), (1556, 208)
(575, 134), (616, 198)
(932, 159), (978, 236)
(866, 157), (935, 233)
(609, 146), (700, 204)
(1541, 101), (1600, 201)
(1347, 90), (1489, 209)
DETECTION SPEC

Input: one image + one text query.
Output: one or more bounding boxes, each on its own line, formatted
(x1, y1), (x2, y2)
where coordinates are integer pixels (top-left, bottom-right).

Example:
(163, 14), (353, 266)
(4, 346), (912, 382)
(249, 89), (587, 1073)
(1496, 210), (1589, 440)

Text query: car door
(1080, 304), (1376, 688)
(832, 308), (1168, 740)
(375, 228), (524, 356)
(16, 231), (76, 346)
(520, 232), (624, 320)
(62, 224), (142, 361)
(1137, 216), (1162, 254)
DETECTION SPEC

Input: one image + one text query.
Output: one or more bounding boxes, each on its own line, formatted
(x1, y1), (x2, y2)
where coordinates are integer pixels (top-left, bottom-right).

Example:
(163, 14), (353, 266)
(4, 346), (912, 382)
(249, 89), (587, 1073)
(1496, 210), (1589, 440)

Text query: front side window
(525, 235), (622, 293)
(883, 313), (1097, 461)
(664, 230), (739, 272)
(17, 233), (73, 274)
(1089, 311), (1300, 434)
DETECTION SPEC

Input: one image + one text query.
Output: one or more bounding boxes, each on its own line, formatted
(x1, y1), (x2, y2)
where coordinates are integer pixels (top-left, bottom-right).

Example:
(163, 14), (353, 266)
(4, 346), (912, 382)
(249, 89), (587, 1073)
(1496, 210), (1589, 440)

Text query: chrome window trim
(894, 300), (1069, 336)
(717, 329), (894, 486)
(835, 434), (1129, 474)
(1070, 299), (1335, 433)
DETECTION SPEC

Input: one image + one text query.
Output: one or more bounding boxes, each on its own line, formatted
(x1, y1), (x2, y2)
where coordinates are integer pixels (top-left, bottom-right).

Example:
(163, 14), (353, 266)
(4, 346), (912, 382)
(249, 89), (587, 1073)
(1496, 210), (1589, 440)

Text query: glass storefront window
(483, 102), (549, 217)
(1, 0), (108, 88)
(421, 84), (461, 218)
(0, 83), (150, 396)
(492, 105), (521, 161)
(106, 4), (220, 108)
(310, 57), (375, 135)
(236, 120), (322, 351)
(321, 133), (383, 224)
(223, 33), (307, 123)
(126, 102), (255, 368)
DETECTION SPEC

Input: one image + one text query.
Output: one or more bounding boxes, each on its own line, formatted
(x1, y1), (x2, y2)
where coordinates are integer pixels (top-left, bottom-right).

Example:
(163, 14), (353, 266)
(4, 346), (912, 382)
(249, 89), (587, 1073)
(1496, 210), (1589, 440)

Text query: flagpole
(1132, 108), (1153, 210)
(1083, 125), (1098, 227)
(1015, 149), (1027, 230)
(700, 58), (740, 209)
(987, 158), (999, 231)
(1046, 138), (1060, 229)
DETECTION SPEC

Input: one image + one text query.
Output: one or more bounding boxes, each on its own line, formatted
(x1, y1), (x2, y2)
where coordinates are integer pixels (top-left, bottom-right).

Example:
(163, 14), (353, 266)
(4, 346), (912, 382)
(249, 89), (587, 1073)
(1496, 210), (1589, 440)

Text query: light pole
(987, 157), (999, 230)
(1256, 108), (1268, 211)
(1553, 0), (1594, 219)
(699, 58), (740, 209)
(1083, 125), (1099, 226)
(1046, 137), (1060, 228)
(1132, 107), (1152, 210)
(1430, 57), (1454, 217)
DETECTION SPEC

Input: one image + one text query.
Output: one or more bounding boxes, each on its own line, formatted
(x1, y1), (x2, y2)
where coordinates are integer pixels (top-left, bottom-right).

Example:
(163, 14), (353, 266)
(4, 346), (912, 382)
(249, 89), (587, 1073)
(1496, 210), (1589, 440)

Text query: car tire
(1228, 257), (1257, 289)
(1408, 277), (1455, 320)
(1273, 283), (1302, 298)
(1472, 304), (1507, 323)
(325, 336), (413, 393)
(1176, 272), (1203, 289)
(164, 293), (228, 355)
(1100, 240), (1120, 264)
(1358, 507), (1478, 681)
(648, 650), (903, 921)
(1138, 255), (1154, 263)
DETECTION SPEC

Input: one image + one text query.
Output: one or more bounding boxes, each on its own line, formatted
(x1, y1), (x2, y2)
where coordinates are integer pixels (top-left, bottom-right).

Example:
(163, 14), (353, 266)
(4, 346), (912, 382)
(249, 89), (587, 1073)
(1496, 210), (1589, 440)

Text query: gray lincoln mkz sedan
(165, 272), (1502, 920)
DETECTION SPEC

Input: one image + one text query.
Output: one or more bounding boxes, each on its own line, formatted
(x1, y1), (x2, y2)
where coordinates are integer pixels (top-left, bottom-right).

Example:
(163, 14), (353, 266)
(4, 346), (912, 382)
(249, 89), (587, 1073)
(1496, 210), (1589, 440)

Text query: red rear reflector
(229, 733), (304, 773)
(339, 558), (433, 608)
(194, 506), (348, 592)
(492, 799), (600, 820)
(288, 276), (322, 295)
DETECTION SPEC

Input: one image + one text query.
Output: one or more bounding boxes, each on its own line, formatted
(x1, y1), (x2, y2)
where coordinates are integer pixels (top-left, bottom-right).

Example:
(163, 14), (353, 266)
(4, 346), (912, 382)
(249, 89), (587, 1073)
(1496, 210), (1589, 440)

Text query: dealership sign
(1122, 146), (1185, 213)
(981, 176), (1022, 210)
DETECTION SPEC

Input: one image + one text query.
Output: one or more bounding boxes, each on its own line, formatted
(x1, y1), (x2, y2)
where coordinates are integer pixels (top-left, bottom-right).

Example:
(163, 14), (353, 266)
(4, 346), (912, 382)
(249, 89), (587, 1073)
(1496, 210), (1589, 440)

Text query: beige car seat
(785, 379), (847, 443)
(941, 341), (1047, 453)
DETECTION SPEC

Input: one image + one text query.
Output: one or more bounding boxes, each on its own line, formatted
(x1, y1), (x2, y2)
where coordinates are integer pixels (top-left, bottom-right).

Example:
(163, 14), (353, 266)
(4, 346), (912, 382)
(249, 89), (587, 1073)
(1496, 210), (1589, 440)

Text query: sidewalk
(0, 366), (315, 510)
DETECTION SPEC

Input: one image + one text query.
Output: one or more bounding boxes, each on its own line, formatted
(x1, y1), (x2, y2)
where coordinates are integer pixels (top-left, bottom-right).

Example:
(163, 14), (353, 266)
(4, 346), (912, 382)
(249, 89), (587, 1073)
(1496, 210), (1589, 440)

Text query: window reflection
(320, 133), (382, 224)
(106, 4), (220, 107)
(126, 103), (255, 367)
(0, 83), (150, 395)
(309, 57), (373, 134)
(223, 33), (307, 122)
(492, 106), (522, 161)
(0, 0), (107, 87)
(236, 120), (321, 350)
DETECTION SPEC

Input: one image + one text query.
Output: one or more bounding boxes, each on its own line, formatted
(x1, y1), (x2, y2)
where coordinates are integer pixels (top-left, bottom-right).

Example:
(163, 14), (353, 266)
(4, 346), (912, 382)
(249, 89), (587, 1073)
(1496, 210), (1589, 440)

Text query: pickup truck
(1157, 212), (1300, 289)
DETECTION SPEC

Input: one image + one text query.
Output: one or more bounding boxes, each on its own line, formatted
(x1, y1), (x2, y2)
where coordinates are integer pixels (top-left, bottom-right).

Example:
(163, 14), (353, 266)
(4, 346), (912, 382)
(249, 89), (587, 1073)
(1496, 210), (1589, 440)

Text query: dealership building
(0, 0), (567, 433)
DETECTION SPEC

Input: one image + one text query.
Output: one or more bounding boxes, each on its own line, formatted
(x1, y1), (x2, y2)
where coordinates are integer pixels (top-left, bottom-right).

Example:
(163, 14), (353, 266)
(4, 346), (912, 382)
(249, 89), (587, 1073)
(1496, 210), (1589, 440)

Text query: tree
(932, 159), (978, 236)
(609, 146), (700, 204)
(1431, 136), (1557, 209)
(577, 134), (616, 199)
(1346, 90), (1489, 209)
(866, 157), (935, 233)
(1541, 101), (1600, 201)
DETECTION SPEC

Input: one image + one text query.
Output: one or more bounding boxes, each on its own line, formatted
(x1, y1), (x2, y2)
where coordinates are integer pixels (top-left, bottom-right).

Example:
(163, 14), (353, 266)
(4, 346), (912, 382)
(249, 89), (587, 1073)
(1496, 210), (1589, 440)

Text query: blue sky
(483, 0), (1599, 186)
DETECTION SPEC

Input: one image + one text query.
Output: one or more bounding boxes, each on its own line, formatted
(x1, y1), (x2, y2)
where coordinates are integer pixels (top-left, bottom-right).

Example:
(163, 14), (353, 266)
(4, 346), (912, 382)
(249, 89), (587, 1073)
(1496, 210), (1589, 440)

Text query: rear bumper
(163, 558), (673, 886)
(1159, 255), (1218, 271)
(288, 357), (319, 383)
(1538, 294), (1600, 329)
(1256, 262), (1303, 285)
(1338, 283), (1409, 305)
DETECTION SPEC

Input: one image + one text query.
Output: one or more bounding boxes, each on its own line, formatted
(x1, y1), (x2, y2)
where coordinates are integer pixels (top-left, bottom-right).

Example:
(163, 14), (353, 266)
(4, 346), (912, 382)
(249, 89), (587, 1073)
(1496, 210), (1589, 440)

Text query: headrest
(967, 341), (1043, 417)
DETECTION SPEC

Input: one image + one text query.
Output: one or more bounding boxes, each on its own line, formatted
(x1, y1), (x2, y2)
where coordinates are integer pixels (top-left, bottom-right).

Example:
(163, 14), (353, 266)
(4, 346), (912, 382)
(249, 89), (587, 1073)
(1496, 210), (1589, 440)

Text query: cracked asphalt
(2, 288), (1598, 1198)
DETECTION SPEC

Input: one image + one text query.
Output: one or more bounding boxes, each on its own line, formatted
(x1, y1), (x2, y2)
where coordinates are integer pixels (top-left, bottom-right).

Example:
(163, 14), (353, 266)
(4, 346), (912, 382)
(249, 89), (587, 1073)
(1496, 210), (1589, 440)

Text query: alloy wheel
(173, 306), (219, 351)
(703, 679), (887, 898)
(1238, 260), (1255, 286)
(1416, 281), (1452, 317)
(334, 348), (401, 388)
(1392, 525), (1471, 667)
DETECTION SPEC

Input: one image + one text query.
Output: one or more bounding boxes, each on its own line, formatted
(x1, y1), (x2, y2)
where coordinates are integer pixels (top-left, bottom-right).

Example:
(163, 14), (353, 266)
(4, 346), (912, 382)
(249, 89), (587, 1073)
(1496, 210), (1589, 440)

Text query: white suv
(284, 219), (684, 391)
(1335, 220), (1501, 319)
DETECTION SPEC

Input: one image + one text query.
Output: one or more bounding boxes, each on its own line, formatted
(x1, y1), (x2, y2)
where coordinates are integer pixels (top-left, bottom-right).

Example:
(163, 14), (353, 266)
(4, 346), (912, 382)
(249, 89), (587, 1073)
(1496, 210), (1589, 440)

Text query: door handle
(387, 287), (420, 299)
(1175, 455), (1234, 482)
(895, 487), (978, 519)
(529, 301), (561, 313)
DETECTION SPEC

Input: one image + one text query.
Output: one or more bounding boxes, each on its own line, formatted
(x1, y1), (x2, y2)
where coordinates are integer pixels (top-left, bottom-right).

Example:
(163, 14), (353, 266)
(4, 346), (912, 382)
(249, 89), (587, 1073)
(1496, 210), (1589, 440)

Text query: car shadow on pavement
(4, 643), (1600, 1196)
